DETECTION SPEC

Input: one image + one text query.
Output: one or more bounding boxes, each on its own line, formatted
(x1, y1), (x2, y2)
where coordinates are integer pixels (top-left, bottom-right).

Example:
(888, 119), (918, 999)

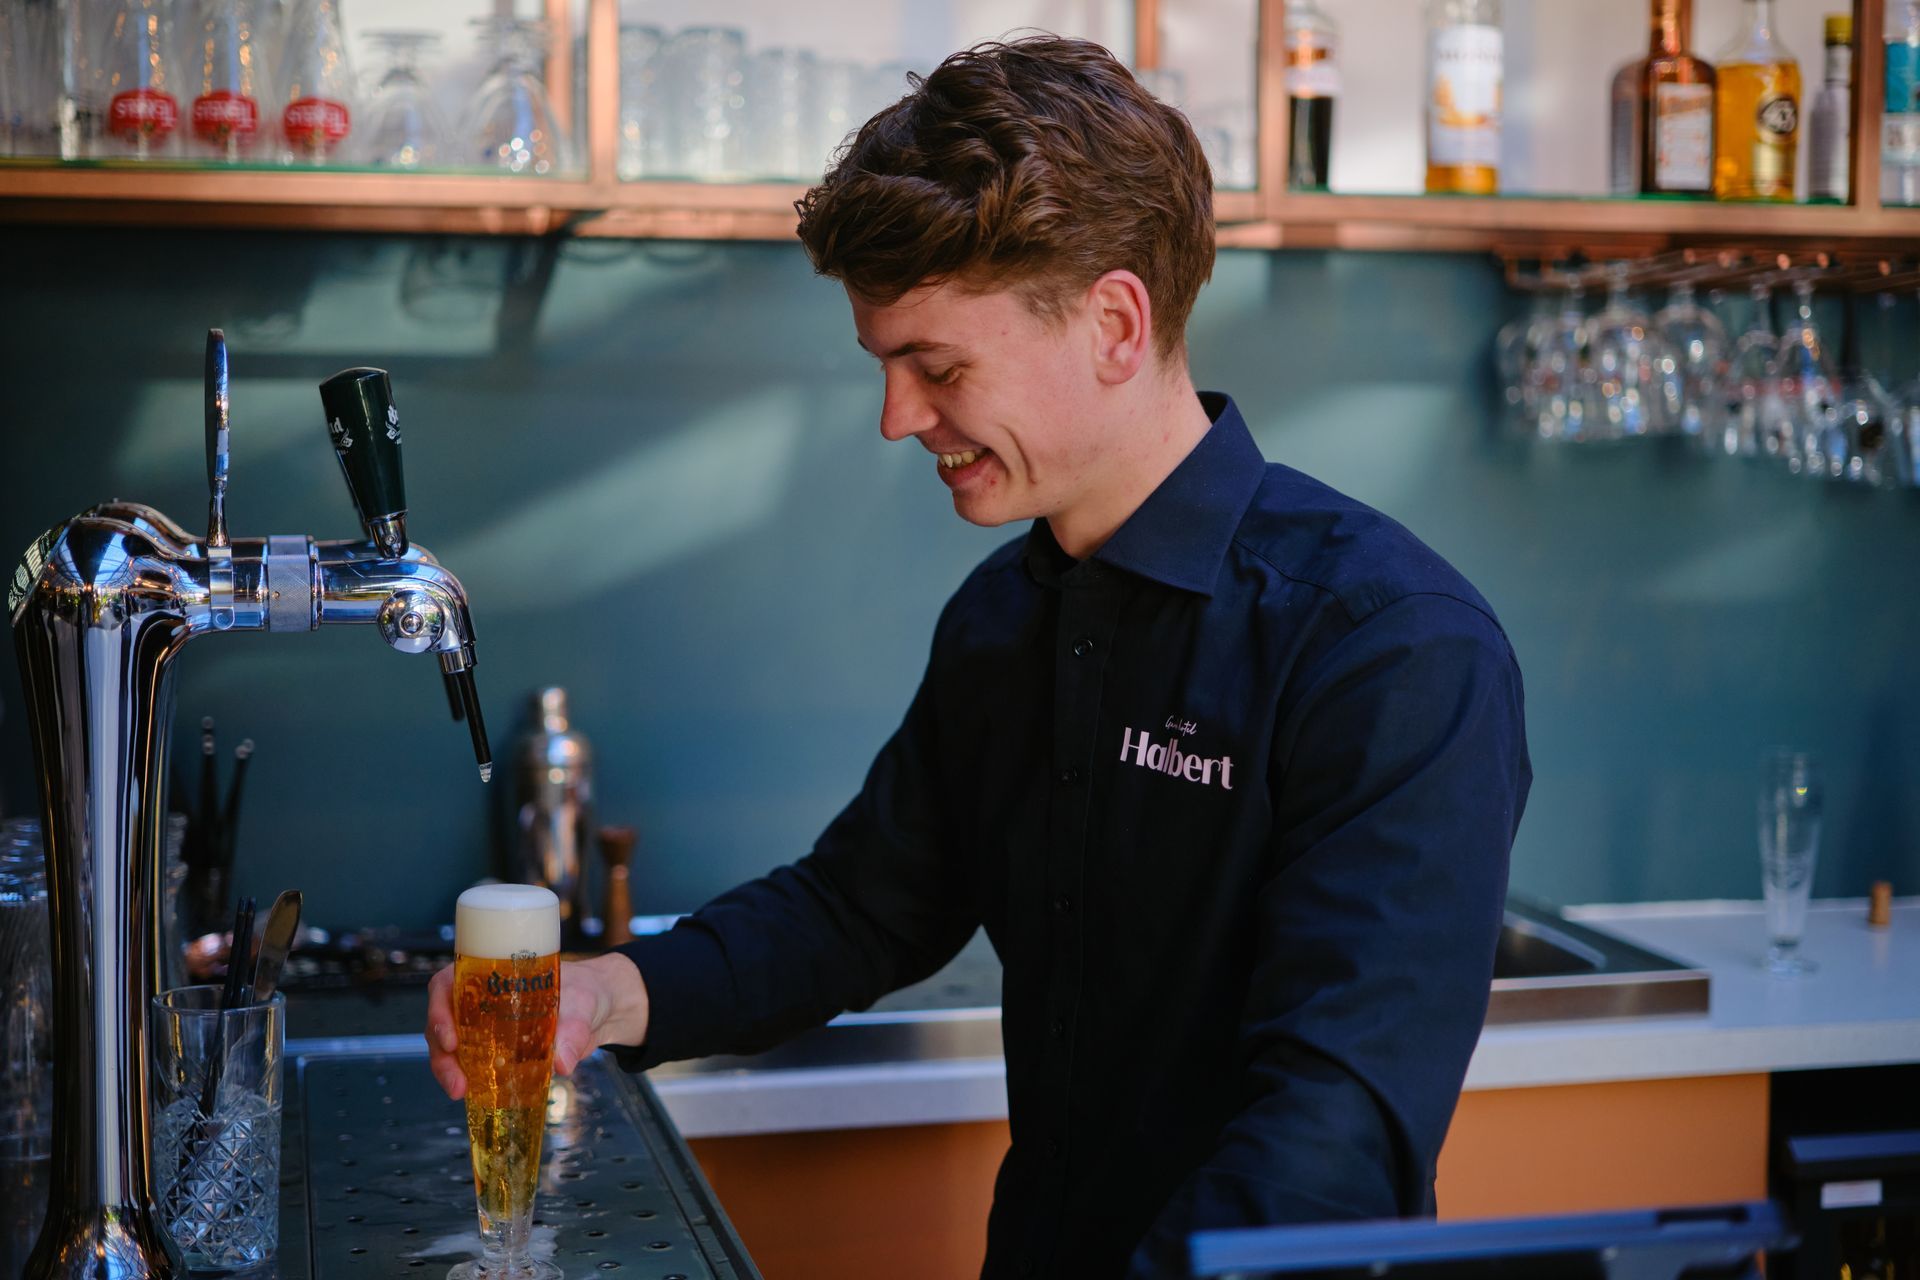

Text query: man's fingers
(424, 965), (464, 1099)
(553, 1019), (594, 1077)
(431, 1052), (468, 1101)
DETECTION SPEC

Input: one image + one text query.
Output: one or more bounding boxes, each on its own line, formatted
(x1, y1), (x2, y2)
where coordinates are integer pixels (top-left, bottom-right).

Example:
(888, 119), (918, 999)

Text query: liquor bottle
(1640, 0), (1715, 196)
(1425, 0), (1502, 194)
(1807, 15), (1852, 203)
(1609, 55), (1643, 195)
(1885, 0), (1920, 204)
(1713, 0), (1801, 201)
(1285, 0), (1339, 190)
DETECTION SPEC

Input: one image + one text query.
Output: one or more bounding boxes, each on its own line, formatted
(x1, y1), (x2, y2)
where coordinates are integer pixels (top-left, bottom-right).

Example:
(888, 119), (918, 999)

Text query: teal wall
(2, 228), (1916, 931)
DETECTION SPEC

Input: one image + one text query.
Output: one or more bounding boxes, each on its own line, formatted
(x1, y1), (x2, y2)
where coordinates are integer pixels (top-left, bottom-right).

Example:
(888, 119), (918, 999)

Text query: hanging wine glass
(1654, 281), (1729, 445)
(1719, 282), (1782, 459)
(1772, 278), (1842, 478)
(277, 0), (356, 165)
(1523, 281), (1595, 442)
(1586, 262), (1675, 440)
(185, 0), (274, 163)
(359, 29), (444, 168)
(100, 0), (180, 159)
(1495, 291), (1555, 429)
(467, 18), (569, 176)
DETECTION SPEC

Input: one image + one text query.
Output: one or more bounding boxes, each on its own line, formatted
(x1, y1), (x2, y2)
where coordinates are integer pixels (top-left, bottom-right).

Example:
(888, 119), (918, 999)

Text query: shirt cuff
(606, 922), (734, 1073)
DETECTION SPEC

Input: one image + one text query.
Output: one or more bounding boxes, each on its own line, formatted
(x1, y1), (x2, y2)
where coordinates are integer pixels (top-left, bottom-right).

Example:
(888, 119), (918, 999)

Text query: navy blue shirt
(616, 393), (1531, 1278)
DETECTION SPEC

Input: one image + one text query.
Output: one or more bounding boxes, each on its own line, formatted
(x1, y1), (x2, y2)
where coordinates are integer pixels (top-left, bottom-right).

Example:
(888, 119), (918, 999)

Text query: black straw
(181, 896), (255, 1179)
(220, 740), (254, 877)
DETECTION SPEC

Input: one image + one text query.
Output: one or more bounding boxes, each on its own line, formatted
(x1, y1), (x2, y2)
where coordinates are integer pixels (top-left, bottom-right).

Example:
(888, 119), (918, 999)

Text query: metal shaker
(513, 687), (595, 943)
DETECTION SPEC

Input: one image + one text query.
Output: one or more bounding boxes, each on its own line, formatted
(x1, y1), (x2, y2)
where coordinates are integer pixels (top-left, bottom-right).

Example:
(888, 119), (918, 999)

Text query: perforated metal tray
(283, 1047), (759, 1280)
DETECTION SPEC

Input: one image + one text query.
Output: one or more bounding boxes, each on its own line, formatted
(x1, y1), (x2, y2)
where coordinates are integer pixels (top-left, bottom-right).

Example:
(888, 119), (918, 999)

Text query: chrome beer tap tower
(9, 332), (492, 1279)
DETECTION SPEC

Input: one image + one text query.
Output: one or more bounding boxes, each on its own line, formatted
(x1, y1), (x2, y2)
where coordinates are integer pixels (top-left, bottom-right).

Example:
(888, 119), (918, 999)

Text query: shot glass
(150, 985), (285, 1272)
(1758, 749), (1822, 976)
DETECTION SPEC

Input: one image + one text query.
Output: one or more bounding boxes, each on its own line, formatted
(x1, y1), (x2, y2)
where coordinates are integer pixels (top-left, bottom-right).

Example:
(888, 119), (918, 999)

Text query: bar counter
(272, 1046), (760, 1280)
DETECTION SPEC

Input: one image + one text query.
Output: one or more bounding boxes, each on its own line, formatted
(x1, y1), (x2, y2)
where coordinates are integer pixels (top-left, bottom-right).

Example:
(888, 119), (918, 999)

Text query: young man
(427, 35), (1530, 1279)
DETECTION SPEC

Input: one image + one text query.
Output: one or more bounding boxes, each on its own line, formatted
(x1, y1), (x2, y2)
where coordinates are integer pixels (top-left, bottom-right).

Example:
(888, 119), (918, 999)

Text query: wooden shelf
(9, 0), (1920, 254)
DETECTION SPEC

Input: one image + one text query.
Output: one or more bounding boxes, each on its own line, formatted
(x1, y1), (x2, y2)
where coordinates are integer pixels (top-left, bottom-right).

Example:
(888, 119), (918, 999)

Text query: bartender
(427, 34), (1531, 1280)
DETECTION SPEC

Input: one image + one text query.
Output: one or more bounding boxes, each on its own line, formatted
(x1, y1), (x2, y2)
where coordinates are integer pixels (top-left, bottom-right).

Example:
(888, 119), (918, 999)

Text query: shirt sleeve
(1127, 593), (1531, 1278)
(608, 629), (980, 1072)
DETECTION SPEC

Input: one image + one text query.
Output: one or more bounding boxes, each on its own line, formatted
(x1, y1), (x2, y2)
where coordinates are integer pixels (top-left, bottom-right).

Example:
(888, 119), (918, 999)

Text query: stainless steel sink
(1488, 895), (1710, 1024)
(645, 897), (1711, 1079)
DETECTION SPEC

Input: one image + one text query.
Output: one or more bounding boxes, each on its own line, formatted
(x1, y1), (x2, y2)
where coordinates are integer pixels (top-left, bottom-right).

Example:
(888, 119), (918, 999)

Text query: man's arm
(1128, 594), (1531, 1277)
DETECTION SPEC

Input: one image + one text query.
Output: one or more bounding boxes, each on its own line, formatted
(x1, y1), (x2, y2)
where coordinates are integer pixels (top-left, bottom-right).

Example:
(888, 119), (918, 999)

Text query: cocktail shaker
(512, 687), (594, 944)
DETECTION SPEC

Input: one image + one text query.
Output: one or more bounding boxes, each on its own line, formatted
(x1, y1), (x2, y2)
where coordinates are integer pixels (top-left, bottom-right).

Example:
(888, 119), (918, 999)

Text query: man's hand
(426, 951), (651, 1100)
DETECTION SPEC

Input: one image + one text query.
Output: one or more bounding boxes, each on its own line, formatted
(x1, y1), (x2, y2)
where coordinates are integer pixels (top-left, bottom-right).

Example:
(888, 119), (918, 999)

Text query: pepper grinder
(597, 826), (636, 948)
(512, 687), (594, 944)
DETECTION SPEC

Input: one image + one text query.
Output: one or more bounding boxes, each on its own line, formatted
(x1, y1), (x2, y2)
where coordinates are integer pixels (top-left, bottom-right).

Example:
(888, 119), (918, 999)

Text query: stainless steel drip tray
(282, 1045), (760, 1280)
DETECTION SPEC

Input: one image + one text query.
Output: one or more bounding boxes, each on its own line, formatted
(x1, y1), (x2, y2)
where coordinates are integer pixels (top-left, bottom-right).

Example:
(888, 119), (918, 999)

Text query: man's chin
(951, 493), (1029, 529)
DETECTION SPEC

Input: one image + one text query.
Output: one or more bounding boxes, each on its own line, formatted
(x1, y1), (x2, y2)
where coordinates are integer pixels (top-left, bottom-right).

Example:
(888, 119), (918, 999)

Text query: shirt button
(1053, 895), (1073, 916)
(1051, 1017), (1066, 1037)
(1071, 635), (1095, 658)
(1057, 766), (1080, 786)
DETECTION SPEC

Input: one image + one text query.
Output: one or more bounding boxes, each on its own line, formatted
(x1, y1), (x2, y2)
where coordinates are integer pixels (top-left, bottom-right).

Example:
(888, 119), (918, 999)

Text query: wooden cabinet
(685, 1073), (1769, 1280)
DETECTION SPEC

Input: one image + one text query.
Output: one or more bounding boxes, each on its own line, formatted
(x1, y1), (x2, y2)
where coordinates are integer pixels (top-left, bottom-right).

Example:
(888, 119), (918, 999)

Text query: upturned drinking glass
(468, 18), (569, 176)
(98, 0), (180, 158)
(1654, 282), (1729, 444)
(1772, 280), (1842, 478)
(183, 0), (274, 163)
(360, 30), (445, 168)
(664, 25), (744, 178)
(150, 986), (286, 1270)
(1720, 282), (1782, 458)
(744, 46), (818, 180)
(1758, 750), (1822, 976)
(615, 23), (666, 179)
(1830, 365), (1902, 486)
(1524, 284), (1595, 441)
(277, 0), (356, 164)
(1586, 264), (1674, 440)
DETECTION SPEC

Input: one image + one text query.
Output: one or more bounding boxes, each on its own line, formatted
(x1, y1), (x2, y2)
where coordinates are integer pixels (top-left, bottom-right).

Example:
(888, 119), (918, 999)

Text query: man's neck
(1047, 372), (1216, 560)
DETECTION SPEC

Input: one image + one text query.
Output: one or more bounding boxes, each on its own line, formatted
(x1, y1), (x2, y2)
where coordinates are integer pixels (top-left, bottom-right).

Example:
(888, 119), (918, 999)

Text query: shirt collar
(1023, 392), (1265, 597)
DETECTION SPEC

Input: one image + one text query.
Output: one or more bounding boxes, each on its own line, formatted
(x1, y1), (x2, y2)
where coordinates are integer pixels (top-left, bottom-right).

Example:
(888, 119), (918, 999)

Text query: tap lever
(204, 330), (231, 550)
(319, 367), (409, 559)
(442, 660), (492, 783)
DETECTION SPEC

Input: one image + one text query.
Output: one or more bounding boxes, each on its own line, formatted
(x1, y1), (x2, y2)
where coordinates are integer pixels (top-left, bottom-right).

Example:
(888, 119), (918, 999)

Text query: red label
(282, 97), (351, 148)
(192, 91), (260, 143)
(108, 89), (179, 141)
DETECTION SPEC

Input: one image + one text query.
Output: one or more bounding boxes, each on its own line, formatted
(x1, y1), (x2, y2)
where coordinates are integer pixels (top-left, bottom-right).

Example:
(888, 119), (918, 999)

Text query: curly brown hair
(795, 35), (1214, 361)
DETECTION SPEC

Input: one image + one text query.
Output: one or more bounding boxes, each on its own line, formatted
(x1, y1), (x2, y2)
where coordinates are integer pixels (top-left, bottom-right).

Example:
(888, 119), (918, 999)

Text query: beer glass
(1758, 750), (1821, 976)
(451, 884), (562, 1280)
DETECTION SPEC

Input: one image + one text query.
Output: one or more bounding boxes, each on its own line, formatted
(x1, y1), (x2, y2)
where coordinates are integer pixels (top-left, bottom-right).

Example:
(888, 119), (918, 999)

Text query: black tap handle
(446, 666), (492, 783)
(442, 670), (468, 723)
(319, 367), (409, 558)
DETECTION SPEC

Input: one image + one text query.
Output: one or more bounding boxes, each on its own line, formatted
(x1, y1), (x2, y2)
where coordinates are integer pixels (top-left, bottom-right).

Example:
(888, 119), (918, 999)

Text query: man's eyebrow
(855, 337), (958, 359)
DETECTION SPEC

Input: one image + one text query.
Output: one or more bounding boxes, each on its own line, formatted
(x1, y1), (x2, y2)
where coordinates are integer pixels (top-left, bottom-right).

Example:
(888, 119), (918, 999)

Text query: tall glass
(450, 884), (562, 1280)
(1654, 281), (1729, 444)
(184, 0), (274, 163)
(1772, 279), (1841, 477)
(359, 30), (444, 168)
(467, 18), (569, 176)
(1758, 749), (1821, 976)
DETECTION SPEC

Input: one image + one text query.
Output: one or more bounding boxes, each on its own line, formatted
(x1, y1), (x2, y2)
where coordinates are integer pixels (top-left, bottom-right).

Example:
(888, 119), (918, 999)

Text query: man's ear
(1087, 270), (1153, 385)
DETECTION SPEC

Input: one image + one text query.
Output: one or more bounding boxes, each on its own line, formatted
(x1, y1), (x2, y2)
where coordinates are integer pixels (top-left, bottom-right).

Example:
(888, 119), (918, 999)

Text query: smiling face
(851, 281), (1114, 532)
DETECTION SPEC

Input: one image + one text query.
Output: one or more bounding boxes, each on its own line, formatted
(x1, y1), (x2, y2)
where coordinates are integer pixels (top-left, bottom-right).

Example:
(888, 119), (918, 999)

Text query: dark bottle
(1285, 0), (1338, 189)
(1641, 0), (1717, 195)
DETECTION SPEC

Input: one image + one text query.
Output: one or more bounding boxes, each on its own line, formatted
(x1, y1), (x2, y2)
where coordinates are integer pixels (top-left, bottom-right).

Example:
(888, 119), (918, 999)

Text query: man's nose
(879, 366), (937, 442)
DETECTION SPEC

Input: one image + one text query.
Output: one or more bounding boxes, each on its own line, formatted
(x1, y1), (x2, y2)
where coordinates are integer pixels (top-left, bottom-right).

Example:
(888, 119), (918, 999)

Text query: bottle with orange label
(1425, 0), (1502, 194)
(1714, 0), (1802, 201)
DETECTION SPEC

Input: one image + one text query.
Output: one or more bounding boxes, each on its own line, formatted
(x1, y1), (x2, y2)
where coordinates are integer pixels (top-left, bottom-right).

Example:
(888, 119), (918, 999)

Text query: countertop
(645, 897), (1920, 1139)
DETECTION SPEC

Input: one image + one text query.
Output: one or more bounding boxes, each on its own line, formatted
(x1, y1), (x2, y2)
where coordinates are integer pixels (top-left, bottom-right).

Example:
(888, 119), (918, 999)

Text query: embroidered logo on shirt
(1120, 726), (1235, 789)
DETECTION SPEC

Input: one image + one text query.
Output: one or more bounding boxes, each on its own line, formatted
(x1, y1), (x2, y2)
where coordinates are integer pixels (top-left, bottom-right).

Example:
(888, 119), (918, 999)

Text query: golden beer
(450, 884), (561, 1280)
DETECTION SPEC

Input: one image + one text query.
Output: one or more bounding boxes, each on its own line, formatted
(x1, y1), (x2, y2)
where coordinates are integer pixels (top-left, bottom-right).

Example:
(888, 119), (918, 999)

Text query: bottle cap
(1826, 14), (1852, 43)
(1868, 880), (1892, 928)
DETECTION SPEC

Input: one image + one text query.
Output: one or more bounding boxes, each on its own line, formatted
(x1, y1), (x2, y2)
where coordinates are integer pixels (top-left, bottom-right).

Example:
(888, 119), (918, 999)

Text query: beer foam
(455, 883), (561, 959)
